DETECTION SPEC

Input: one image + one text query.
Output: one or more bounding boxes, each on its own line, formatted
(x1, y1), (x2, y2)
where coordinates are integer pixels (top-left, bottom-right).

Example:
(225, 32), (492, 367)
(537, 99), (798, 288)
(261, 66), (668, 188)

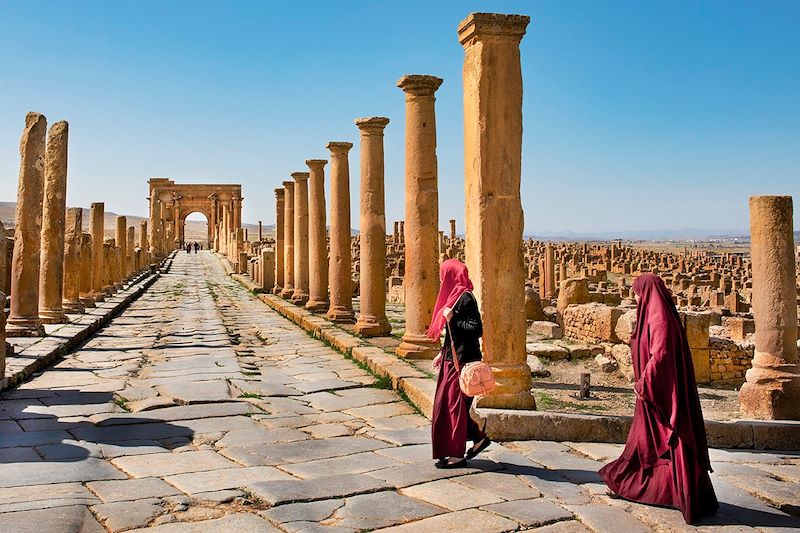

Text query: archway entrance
(183, 212), (210, 249)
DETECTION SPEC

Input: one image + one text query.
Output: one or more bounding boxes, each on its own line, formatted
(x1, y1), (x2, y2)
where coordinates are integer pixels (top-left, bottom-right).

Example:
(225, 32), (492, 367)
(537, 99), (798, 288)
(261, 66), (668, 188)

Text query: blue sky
(1, 1), (798, 234)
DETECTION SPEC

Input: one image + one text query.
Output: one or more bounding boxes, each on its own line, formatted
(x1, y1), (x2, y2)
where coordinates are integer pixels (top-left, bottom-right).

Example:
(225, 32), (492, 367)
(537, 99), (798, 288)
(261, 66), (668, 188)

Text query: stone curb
(228, 265), (800, 450)
(1, 256), (171, 392)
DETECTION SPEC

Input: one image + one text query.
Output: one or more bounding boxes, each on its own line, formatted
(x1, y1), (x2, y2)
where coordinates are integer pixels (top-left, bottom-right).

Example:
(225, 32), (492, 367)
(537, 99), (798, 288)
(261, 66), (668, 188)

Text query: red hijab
(426, 259), (473, 339)
(630, 274), (711, 471)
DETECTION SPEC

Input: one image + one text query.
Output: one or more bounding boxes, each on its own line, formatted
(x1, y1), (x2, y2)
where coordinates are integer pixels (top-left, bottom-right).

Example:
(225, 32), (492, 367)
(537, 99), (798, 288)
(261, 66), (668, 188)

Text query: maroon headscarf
(426, 259), (473, 339)
(630, 273), (711, 471)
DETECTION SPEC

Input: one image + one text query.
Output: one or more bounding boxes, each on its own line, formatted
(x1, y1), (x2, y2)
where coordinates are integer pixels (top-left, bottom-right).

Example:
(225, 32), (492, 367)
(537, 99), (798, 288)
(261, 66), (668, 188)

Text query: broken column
(139, 220), (149, 268)
(90, 202), (105, 301)
(396, 74), (443, 359)
(126, 226), (135, 277)
(6, 112), (47, 337)
(291, 172), (310, 305)
(449, 219), (456, 239)
(305, 159), (329, 311)
(115, 216), (127, 287)
(62, 207), (83, 314)
(280, 181), (295, 298)
(273, 188), (285, 294)
(79, 234), (94, 307)
(326, 142), (355, 323)
(545, 242), (556, 299)
(459, 13), (534, 408)
(740, 195), (800, 419)
(354, 117), (391, 336)
(38, 120), (70, 324)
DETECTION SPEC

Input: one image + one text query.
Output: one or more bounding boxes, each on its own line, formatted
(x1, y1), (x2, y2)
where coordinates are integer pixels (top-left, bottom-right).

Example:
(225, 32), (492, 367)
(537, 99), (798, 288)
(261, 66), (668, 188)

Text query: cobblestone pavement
(0, 252), (797, 532)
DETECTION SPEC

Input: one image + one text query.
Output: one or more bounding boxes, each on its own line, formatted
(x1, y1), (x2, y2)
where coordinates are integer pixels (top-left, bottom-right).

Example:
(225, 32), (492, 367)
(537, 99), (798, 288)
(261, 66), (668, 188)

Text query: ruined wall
(709, 336), (755, 382)
(562, 303), (624, 343)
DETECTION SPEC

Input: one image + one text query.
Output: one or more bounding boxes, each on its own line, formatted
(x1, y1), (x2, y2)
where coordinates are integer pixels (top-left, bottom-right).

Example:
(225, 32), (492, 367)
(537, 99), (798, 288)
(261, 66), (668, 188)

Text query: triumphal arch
(147, 178), (242, 255)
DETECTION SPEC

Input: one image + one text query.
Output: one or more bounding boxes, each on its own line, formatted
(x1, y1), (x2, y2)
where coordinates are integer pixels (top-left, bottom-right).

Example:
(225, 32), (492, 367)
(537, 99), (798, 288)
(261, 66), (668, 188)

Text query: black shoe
(465, 437), (491, 460)
(435, 457), (467, 469)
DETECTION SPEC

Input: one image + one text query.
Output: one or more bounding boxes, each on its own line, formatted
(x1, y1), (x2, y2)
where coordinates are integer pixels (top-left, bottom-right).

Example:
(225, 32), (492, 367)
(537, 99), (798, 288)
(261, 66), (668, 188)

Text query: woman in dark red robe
(428, 259), (491, 468)
(599, 273), (718, 524)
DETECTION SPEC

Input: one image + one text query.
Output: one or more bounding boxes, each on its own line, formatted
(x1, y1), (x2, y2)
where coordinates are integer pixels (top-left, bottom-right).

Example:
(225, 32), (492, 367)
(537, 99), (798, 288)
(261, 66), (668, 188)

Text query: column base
(79, 297), (96, 308)
(327, 306), (355, 323)
(280, 287), (294, 299)
(305, 299), (329, 312)
(354, 315), (391, 337)
(473, 362), (536, 410)
(39, 309), (69, 324)
(5, 317), (46, 337)
(272, 285), (282, 295)
(291, 291), (309, 306)
(396, 333), (440, 359)
(62, 301), (85, 314)
(740, 361), (800, 420)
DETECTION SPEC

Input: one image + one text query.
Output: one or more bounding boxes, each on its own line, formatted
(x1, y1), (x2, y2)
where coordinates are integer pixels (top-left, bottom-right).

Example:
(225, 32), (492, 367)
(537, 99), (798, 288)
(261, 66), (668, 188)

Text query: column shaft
(326, 142), (355, 322)
(280, 182), (295, 298)
(291, 172), (310, 305)
(306, 160), (329, 311)
(273, 189), (285, 294)
(62, 207), (83, 313)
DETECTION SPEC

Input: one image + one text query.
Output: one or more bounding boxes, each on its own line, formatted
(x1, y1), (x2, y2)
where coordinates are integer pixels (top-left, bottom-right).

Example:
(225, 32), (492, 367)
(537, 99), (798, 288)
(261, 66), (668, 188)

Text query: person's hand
(443, 307), (453, 321)
(433, 353), (442, 370)
(634, 386), (643, 401)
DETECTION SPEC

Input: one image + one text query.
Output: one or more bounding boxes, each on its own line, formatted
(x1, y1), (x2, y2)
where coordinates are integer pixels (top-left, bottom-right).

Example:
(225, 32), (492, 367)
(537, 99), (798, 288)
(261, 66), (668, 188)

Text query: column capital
(397, 75), (443, 96)
(274, 188), (285, 197)
(282, 180), (295, 190)
(305, 159), (328, 169)
(291, 172), (310, 182)
(91, 201), (104, 209)
(355, 116), (390, 134)
(457, 12), (530, 46)
(326, 141), (353, 153)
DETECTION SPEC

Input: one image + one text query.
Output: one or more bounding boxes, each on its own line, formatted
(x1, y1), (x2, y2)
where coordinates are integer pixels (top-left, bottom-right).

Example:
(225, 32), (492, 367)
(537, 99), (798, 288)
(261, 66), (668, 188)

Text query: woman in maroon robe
(428, 259), (491, 468)
(599, 273), (718, 524)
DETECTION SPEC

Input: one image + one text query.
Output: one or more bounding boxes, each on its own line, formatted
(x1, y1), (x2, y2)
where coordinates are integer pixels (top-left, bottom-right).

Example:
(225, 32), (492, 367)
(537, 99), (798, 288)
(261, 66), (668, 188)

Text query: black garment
(442, 291), (483, 366)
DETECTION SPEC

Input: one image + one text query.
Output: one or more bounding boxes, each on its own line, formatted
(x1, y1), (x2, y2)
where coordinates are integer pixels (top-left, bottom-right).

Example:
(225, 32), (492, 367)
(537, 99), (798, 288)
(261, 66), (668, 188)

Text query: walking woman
(428, 259), (491, 469)
(599, 273), (718, 524)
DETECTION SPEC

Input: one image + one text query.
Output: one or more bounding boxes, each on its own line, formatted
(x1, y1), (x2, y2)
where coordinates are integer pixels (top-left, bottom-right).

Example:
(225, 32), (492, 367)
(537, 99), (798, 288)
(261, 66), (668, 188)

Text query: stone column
(273, 188), (285, 294)
(38, 121), (70, 324)
(449, 219), (456, 239)
(306, 159), (329, 311)
(291, 172), (310, 305)
(126, 226), (135, 277)
(115, 216), (127, 286)
(740, 195), (800, 419)
(148, 195), (159, 258)
(459, 13), (534, 408)
(6, 112), (47, 337)
(326, 142), (355, 322)
(79, 234), (94, 307)
(280, 181), (295, 298)
(261, 249), (275, 291)
(545, 242), (556, 299)
(258, 220), (263, 241)
(90, 202), (105, 301)
(139, 220), (149, 267)
(354, 117), (391, 336)
(62, 207), (83, 314)
(396, 74), (443, 359)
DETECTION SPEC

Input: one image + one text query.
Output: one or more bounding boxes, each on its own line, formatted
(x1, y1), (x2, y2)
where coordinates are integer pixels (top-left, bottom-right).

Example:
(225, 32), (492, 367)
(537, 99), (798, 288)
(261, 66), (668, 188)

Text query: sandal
(435, 457), (467, 469)
(465, 437), (491, 460)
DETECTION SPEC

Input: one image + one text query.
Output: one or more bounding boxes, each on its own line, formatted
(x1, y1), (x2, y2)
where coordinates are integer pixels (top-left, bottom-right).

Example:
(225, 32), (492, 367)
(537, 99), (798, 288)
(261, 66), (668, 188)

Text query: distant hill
(527, 228), (750, 241)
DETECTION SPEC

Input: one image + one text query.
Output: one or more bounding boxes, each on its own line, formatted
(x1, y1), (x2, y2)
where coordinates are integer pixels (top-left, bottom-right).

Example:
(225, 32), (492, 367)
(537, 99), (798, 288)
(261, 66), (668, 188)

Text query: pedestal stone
(395, 74), (443, 359)
(739, 195), (800, 419)
(459, 13), (535, 409)
(326, 142), (355, 323)
(354, 117), (391, 337)
(7, 112), (47, 337)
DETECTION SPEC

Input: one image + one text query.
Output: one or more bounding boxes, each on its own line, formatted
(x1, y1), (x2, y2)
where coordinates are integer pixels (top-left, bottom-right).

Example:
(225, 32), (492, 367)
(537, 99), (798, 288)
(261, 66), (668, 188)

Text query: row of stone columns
(2, 112), (152, 359)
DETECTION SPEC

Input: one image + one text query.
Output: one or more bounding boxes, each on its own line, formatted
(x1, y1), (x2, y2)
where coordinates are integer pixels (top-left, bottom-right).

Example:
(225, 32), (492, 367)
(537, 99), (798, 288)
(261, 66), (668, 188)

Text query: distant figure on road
(600, 273), (718, 524)
(193, 242), (200, 253)
(428, 259), (490, 469)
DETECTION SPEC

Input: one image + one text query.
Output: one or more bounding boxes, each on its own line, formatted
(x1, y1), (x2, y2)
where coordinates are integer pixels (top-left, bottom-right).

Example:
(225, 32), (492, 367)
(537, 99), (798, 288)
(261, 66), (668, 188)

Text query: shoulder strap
(444, 318), (461, 373)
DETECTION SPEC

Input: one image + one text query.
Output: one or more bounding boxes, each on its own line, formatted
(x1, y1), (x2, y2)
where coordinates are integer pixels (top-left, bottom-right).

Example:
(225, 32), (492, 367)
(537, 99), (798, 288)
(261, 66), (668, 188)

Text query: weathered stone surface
(87, 477), (181, 503)
(528, 320), (562, 339)
(0, 458), (126, 488)
(0, 482), (97, 513)
(374, 508), (518, 533)
(165, 466), (294, 494)
(262, 499), (345, 524)
(481, 498), (573, 527)
(91, 499), (163, 532)
(112, 450), (237, 477)
(0, 505), (105, 533)
(247, 473), (391, 505)
(127, 513), (280, 532)
(332, 490), (443, 529)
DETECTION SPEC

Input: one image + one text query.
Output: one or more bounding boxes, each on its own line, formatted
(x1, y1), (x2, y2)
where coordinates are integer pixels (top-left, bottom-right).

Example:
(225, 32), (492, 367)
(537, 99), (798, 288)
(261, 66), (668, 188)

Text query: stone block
(527, 320), (562, 339)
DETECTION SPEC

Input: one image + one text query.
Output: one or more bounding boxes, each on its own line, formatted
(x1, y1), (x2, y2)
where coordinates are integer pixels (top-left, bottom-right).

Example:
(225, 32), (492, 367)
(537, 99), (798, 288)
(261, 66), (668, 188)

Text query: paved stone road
(0, 252), (797, 532)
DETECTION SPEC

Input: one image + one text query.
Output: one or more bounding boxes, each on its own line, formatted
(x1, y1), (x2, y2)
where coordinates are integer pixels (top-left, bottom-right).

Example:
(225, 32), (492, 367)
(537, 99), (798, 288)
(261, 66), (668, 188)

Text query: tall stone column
(740, 195), (800, 419)
(62, 207), (83, 314)
(326, 142), (355, 322)
(449, 219), (456, 239)
(139, 220), (149, 267)
(0, 289), (5, 378)
(459, 13), (535, 409)
(126, 226), (135, 277)
(280, 181), (295, 298)
(258, 221), (263, 241)
(306, 159), (329, 311)
(90, 202), (105, 301)
(116, 216), (127, 286)
(273, 189), (285, 294)
(148, 194), (159, 258)
(38, 121), (70, 324)
(6, 112), (47, 337)
(79, 234), (94, 307)
(396, 75), (443, 358)
(291, 172), (310, 305)
(354, 117), (391, 337)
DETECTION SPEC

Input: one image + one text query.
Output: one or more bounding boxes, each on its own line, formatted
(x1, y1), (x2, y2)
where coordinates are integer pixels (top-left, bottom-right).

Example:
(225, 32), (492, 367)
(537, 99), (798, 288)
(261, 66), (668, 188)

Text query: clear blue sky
(1, 1), (798, 234)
